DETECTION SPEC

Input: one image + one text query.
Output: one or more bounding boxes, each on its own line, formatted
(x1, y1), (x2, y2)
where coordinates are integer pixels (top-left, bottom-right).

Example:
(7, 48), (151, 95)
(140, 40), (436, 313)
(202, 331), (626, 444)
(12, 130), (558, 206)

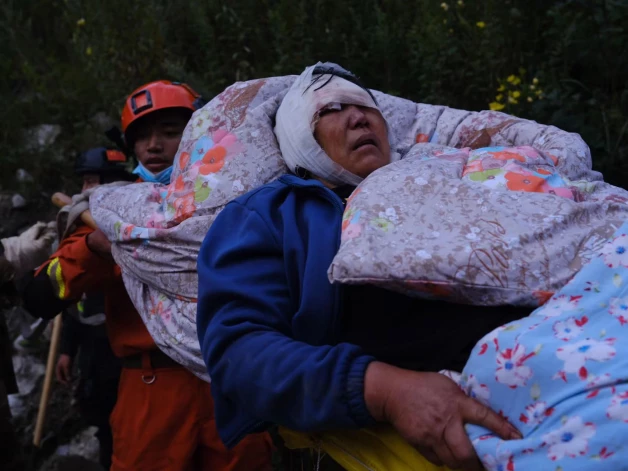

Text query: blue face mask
(132, 164), (173, 185)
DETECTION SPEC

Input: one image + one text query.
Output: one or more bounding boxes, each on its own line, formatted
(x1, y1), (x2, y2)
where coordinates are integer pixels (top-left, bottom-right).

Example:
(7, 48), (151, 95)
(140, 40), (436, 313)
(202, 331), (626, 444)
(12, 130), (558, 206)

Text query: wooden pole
(33, 314), (63, 447)
(50, 192), (72, 208)
(52, 192), (98, 229)
(32, 191), (100, 446)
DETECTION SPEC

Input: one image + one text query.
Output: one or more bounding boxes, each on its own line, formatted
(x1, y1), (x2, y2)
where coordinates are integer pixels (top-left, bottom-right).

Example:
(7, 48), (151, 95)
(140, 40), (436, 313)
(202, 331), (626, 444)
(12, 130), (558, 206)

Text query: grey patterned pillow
(328, 144), (628, 307)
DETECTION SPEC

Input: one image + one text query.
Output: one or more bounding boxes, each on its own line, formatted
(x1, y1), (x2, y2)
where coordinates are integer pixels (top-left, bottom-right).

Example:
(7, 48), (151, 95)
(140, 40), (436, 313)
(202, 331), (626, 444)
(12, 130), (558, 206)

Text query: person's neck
(314, 176), (336, 189)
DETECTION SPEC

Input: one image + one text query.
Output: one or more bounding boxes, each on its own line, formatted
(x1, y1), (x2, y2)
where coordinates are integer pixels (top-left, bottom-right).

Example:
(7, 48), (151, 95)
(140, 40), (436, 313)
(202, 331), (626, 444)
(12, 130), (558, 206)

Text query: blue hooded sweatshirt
(196, 174), (376, 448)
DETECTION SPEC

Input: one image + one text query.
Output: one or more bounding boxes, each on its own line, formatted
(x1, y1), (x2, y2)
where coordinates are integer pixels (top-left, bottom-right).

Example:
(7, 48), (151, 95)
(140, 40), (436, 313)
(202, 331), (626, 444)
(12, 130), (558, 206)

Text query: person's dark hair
(293, 165), (312, 180)
(304, 64), (377, 104)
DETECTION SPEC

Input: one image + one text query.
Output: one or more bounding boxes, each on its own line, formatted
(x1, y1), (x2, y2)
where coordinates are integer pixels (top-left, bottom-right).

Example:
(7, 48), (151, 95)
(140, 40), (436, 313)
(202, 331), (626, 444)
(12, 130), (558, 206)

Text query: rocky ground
(2, 182), (105, 471)
(7, 308), (105, 471)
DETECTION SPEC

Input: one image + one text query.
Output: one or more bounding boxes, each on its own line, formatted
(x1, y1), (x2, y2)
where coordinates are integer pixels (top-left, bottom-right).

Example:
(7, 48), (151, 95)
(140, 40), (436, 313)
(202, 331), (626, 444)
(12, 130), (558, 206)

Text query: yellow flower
(508, 96), (518, 104)
(527, 97), (533, 103)
(496, 94), (504, 101)
(535, 89), (543, 96)
(489, 102), (506, 111)
(529, 84), (536, 90)
(512, 91), (521, 98)
(441, 2), (449, 10)
(497, 84), (506, 92)
(76, 18), (86, 26)
(86, 46), (92, 56)
(532, 77), (539, 85)
(457, 0), (464, 5)
(506, 75), (522, 85)
(476, 21), (486, 28)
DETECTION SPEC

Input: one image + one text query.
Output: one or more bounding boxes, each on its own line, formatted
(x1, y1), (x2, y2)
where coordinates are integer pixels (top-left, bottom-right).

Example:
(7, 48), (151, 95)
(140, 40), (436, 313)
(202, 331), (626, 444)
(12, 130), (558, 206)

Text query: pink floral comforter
(90, 75), (619, 379)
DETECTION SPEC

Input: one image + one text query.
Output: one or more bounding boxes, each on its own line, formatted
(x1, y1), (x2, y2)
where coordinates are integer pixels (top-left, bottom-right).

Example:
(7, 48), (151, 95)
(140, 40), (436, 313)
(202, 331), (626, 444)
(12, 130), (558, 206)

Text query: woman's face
(314, 104), (391, 179)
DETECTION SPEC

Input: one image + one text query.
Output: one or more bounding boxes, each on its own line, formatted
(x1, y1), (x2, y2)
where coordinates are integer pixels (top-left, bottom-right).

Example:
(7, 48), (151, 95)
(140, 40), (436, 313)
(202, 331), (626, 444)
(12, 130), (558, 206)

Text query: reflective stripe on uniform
(46, 257), (67, 299)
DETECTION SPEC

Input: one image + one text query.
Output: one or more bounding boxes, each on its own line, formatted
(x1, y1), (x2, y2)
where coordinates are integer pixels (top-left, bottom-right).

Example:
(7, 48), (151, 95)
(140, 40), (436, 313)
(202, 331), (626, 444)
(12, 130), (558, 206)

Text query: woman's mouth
(352, 134), (379, 151)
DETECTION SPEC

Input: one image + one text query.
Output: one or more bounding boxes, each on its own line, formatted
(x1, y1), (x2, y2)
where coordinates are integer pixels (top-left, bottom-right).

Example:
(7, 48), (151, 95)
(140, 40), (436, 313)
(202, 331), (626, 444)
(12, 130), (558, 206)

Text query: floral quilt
(459, 221), (628, 470)
(329, 143), (628, 306)
(90, 74), (620, 379)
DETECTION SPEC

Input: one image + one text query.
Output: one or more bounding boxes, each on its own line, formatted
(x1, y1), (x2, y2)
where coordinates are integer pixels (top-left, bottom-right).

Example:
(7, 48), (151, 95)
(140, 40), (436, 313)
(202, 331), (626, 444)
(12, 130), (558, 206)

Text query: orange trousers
(109, 364), (273, 471)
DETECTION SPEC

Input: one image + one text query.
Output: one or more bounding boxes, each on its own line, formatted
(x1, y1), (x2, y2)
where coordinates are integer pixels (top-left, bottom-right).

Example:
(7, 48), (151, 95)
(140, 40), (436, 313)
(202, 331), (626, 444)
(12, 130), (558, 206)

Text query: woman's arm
(197, 201), (376, 439)
(198, 200), (521, 464)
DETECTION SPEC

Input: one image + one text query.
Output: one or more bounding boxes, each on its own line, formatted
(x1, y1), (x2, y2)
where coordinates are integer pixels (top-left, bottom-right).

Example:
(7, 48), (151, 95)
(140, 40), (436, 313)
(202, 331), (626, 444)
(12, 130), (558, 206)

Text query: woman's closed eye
(317, 103), (344, 117)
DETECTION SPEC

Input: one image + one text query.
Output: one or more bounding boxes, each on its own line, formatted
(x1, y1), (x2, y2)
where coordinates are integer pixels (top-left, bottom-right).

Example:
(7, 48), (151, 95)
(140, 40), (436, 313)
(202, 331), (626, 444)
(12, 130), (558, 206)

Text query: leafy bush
(1, 0), (626, 193)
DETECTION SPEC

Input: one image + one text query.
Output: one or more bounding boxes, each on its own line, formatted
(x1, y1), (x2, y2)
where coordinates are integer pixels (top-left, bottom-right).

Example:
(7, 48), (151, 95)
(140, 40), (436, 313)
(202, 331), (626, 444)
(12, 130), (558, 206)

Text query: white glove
(1, 221), (57, 278)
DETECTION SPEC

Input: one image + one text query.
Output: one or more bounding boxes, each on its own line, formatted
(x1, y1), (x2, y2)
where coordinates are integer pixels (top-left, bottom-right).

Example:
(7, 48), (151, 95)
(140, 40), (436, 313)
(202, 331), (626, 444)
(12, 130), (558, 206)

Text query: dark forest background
(2, 0), (627, 193)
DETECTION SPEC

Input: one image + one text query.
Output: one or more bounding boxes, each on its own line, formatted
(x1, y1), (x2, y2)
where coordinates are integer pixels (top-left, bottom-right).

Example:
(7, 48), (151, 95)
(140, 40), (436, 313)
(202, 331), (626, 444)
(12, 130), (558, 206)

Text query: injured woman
(196, 64), (628, 470)
(89, 63), (628, 470)
(196, 64), (529, 471)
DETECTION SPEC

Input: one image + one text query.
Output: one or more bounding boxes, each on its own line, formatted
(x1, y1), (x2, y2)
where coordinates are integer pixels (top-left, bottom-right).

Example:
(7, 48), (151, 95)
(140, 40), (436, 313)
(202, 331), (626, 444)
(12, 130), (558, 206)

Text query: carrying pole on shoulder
(52, 193), (98, 229)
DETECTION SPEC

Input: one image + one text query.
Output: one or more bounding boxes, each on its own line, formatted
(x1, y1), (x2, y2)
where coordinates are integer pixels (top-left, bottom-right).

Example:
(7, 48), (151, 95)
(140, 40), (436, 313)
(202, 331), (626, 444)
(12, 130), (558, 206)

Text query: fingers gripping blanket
(90, 74), (615, 379)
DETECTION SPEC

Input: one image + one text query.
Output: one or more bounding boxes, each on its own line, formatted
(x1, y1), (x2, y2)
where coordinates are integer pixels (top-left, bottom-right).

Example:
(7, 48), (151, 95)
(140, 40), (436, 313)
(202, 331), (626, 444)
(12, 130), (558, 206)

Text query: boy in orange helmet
(23, 81), (273, 471)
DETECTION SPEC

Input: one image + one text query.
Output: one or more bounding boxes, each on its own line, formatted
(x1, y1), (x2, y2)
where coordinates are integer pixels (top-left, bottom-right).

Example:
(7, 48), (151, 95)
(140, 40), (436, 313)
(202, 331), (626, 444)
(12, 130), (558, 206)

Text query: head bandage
(275, 62), (398, 186)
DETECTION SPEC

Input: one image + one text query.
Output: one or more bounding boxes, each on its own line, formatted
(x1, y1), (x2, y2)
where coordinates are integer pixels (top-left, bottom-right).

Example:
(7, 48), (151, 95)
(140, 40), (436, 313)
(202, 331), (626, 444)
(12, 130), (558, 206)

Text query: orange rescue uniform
(37, 225), (272, 471)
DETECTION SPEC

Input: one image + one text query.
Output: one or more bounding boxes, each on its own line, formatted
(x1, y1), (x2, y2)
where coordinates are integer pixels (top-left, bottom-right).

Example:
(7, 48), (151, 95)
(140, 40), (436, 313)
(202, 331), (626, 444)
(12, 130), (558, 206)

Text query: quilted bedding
(328, 143), (628, 306)
(89, 74), (622, 378)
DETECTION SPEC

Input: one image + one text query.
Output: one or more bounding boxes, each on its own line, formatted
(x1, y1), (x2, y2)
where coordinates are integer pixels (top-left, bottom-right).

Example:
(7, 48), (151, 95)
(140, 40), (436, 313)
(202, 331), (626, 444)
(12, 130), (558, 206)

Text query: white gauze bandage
(275, 62), (398, 186)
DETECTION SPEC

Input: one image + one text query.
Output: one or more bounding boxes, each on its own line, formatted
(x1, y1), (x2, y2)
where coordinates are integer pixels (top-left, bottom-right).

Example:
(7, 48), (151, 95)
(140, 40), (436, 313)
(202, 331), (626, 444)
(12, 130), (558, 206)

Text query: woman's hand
(364, 362), (521, 471)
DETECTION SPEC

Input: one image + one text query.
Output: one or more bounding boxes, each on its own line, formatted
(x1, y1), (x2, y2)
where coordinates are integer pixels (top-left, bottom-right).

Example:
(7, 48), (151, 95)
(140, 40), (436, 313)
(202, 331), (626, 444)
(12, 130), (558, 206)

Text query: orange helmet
(121, 80), (203, 136)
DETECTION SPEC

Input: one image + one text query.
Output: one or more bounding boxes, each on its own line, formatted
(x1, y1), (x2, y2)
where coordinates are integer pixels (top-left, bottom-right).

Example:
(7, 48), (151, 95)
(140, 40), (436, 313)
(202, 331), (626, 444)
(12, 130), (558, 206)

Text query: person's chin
(144, 164), (169, 173)
(354, 154), (389, 178)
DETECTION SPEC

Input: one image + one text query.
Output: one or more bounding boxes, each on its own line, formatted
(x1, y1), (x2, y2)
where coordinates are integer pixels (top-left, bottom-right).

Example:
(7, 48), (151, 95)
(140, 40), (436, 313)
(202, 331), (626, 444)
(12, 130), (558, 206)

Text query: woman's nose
(346, 105), (369, 129)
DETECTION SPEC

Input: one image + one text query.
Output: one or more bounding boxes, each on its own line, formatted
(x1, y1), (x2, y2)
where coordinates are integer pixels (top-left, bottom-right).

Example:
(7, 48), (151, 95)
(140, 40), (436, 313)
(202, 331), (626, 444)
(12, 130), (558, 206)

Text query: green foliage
(1, 0), (627, 192)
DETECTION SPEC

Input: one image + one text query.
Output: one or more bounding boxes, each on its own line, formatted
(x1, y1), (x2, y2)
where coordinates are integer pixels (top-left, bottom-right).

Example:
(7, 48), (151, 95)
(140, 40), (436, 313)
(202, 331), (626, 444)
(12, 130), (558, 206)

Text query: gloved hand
(1, 221), (57, 279)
